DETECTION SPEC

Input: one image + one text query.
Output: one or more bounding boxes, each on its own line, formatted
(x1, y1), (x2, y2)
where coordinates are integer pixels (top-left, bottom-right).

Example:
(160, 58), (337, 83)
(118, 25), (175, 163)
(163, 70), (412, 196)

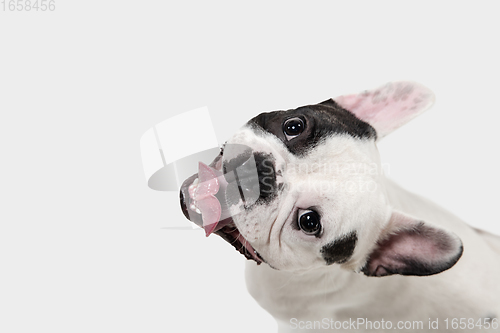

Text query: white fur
(224, 125), (500, 333)
(245, 178), (500, 332)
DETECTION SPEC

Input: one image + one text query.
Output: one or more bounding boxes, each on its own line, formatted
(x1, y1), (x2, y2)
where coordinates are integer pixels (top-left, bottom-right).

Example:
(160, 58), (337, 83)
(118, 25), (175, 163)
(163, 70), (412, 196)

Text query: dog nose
(222, 144), (277, 205)
(253, 152), (277, 200)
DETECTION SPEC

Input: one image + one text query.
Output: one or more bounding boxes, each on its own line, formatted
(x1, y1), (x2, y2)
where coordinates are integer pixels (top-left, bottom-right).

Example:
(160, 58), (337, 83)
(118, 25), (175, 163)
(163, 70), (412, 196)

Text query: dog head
(180, 82), (463, 276)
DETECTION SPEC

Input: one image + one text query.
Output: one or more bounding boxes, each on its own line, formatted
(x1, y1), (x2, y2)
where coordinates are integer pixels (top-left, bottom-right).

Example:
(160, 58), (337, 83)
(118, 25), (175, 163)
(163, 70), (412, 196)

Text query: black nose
(222, 147), (277, 204)
(253, 152), (277, 201)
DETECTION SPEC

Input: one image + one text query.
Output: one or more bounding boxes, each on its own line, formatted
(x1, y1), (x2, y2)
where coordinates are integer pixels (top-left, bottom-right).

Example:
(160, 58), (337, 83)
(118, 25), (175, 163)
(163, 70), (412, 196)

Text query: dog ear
(362, 211), (463, 277)
(333, 82), (435, 139)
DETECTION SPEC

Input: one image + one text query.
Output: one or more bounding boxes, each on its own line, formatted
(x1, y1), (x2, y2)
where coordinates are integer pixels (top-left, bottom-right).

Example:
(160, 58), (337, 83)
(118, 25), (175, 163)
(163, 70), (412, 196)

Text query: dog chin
(179, 154), (264, 265)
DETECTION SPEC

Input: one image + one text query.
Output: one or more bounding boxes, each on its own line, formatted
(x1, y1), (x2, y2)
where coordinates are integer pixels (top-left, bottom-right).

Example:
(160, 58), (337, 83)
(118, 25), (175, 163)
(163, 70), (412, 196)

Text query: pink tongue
(195, 162), (222, 237)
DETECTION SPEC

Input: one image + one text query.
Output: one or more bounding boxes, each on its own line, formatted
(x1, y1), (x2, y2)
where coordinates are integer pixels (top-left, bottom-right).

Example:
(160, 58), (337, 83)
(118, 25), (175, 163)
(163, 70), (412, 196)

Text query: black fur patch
(320, 232), (358, 265)
(249, 99), (376, 156)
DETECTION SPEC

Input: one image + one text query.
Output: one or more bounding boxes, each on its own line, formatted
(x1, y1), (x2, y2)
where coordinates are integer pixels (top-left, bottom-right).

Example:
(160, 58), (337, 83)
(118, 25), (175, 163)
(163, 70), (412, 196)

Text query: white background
(1, 1), (499, 332)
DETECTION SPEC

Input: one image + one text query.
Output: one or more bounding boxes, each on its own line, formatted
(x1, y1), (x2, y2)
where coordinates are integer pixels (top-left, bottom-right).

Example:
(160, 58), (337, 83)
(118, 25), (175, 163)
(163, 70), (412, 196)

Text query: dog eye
(283, 117), (305, 140)
(298, 210), (321, 236)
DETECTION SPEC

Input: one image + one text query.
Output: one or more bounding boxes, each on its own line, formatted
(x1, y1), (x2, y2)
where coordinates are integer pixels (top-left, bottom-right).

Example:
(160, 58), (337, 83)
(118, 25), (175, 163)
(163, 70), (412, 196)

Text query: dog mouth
(208, 220), (264, 264)
(179, 153), (264, 264)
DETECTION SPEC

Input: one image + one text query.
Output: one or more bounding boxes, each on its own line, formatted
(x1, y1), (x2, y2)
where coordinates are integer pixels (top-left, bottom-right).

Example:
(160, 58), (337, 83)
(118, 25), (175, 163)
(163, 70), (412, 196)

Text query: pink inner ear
(367, 225), (452, 274)
(364, 212), (463, 277)
(334, 82), (435, 138)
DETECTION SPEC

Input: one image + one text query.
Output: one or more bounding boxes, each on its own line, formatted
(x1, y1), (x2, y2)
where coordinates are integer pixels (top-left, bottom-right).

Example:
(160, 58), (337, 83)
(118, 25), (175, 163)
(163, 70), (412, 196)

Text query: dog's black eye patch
(320, 232), (357, 265)
(248, 100), (376, 156)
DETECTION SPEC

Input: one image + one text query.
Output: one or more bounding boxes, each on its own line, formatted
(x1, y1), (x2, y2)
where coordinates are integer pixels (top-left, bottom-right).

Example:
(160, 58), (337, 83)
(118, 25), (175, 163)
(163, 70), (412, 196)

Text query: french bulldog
(179, 82), (500, 332)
